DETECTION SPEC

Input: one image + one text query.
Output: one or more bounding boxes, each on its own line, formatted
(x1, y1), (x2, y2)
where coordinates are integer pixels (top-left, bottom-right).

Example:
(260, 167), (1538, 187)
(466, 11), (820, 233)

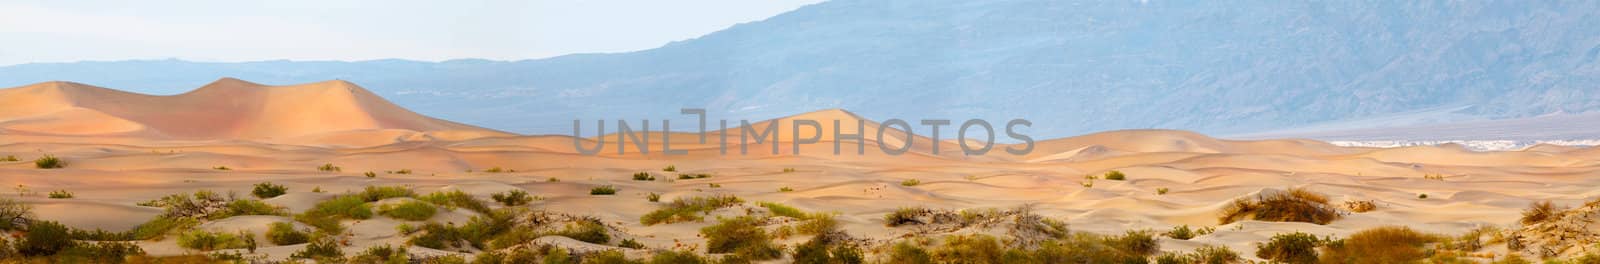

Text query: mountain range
(2, 0), (1597, 139)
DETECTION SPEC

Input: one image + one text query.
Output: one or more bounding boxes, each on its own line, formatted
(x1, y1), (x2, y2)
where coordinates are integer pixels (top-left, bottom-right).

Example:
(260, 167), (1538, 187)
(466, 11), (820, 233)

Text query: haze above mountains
(3, 0), (1598, 140)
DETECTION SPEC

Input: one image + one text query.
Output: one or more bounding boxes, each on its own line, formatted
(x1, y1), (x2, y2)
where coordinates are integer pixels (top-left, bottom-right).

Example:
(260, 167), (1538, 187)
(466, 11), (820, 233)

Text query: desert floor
(3, 127), (1597, 262)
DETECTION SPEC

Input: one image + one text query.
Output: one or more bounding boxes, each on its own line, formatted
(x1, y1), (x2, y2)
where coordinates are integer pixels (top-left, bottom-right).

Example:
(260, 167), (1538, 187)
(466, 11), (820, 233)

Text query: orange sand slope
(2, 79), (1598, 261)
(0, 78), (510, 147)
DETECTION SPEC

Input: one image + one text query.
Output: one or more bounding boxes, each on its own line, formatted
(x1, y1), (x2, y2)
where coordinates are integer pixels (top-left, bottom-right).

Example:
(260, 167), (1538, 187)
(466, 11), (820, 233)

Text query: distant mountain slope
(0, 78), (507, 141)
(2, 0), (1598, 137)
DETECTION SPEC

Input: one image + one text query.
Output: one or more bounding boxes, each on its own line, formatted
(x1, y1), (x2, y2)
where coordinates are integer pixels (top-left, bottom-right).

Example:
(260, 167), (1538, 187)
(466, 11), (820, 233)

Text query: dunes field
(1, 79), (1598, 263)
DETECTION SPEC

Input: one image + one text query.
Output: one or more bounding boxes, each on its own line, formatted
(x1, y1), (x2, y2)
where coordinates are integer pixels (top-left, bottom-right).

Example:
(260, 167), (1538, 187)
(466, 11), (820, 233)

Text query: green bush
(34, 154), (66, 169)
(1257, 232), (1321, 264)
(887, 241), (933, 264)
(590, 185), (618, 195)
(632, 172), (655, 181)
(793, 235), (863, 264)
(17, 220), (74, 256)
(640, 195), (743, 225)
(176, 230), (251, 251)
(213, 199), (287, 219)
(491, 190), (534, 206)
(316, 163), (341, 172)
(1164, 225), (1197, 240)
(1156, 245), (1241, 264)
(618, 238), (646, 249)
(291, 235), (344, 261)
(883, 207), (928, 227)
(266, 222), (310, 245)
(932, 234), (1005, 262)
(359, 186), (416, 202)
(583, 250), (640, 263)
(1104, 170), (1127, 181)
(47, 189), (73, 199)
(129, 215), (199, 240)
(296, 195), (373, 232)
(418, 190), (491, 214)
(700, 216), (781, 260)
(55, 241), (147, 263)
(409, 222), (466, 250)
(252, 182), (288, 199)
(758, 202), (808, 219)
(553, 220), (610, 244)
(351, 244), (408, 264)
(380, 200), (438, 221)
(1106, 230), (1160, 256)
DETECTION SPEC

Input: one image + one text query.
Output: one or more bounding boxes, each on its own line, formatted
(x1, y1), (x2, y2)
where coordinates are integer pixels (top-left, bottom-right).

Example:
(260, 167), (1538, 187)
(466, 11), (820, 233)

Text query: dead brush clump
(1219, 188), (1343, 225)
(1520, 200), (1559, 226)
(1005, 206), (1070, 249)
(1320, 226), (1439, 264)
(1506, 198), (1600, 259)
(1344, 200), (1378, 213)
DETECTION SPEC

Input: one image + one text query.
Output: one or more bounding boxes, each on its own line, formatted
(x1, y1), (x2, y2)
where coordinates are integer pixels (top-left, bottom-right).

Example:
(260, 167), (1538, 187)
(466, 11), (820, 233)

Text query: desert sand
(0, 79), (1596, 262)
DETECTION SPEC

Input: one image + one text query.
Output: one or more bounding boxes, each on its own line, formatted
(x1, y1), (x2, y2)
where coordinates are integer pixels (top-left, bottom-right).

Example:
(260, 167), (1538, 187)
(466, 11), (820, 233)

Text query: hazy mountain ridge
(3, 0), (1598, 138)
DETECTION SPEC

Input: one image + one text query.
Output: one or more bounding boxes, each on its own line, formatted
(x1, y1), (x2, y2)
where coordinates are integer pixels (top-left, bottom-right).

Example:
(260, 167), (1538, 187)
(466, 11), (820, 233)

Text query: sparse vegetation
(1218, 188), (1342, 225)
(1256, 232), (1322, 264)
(316, 163), (341, 172)
(1520, 200), (1559, 225)
(632, 172), (655, 181)
(708, 183), (722, 188)
(640, 194), (743, 225)
(678, 173), (711, 179)
(0, 197), (32, 230)
(663, 165), (676, 172)
(251, 182), (287, 199)
(379, 200), (438, 221)
(364, 171), (377, 178)
(590, 185), (618, 195)
(491, 189), (534, 206)
(1157, 187), (1170, 195)
(701, 215), (782, 260)
(47, 190), (73, 199)
(552, 220), (610, 244)
(783, 168), (797, 173)
(392, 169), (412, 174)
(779, 186), (794, 192)
(618, 238), (645, 249)
(176, 230), (252, 251)
(1423, 173), (1445, 180)
(1319, 226), (1437, 264)
(359, 185), (415, 202)
(1104, 170), (1126, 180)
(296, 195), (372, 232)
(351, 244), (408, 264)
(266, 222), (310, 245)
(1418, 193), (1429, 199)
(1164, 225), (1198, 240)
(418, 190), (491, 214)
(484, 167), (507, 173)
(34, 155), (65, 169)
(215, 199), (288, 219)
(900, 179), (921, 186)
(291, 235), (344, 261)
(1344, 200), (1377, 213)
(0, 155), (17, 162)
(646, 192), (660, 202)
(1157, 245), (1241, 264)
(212, 166), (231, 170)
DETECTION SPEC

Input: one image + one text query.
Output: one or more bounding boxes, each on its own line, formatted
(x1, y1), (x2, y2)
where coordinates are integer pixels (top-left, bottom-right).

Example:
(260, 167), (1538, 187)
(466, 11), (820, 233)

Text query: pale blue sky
(0, 0), (823, 66)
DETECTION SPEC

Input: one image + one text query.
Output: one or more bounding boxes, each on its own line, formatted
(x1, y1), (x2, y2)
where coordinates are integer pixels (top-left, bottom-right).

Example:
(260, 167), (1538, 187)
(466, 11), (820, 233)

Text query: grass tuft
(1218, 187), (1342, 225)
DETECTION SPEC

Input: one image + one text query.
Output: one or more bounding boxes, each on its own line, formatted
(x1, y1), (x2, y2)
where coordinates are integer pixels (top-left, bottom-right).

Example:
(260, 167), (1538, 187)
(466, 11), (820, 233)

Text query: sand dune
(0, 79), (1593, 262)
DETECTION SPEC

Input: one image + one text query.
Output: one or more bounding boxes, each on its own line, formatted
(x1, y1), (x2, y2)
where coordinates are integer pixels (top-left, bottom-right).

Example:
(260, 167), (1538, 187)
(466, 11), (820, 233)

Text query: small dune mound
(1218, 188), (1343, 225)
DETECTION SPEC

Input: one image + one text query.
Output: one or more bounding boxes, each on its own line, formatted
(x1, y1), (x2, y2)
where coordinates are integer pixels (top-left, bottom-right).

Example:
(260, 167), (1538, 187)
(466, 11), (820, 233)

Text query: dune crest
(0, 78), (510, 145)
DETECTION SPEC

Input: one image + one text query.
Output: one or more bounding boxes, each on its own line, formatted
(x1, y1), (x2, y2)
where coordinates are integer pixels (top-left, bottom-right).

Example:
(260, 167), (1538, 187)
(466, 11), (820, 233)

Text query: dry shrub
(1519, 200), (1559, 226)
(1319, 226), (1437, 264)
(1343, 200), (1377, 213)
(1219, 188), (1342, 225)
(1256, 232), (1321, 264)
